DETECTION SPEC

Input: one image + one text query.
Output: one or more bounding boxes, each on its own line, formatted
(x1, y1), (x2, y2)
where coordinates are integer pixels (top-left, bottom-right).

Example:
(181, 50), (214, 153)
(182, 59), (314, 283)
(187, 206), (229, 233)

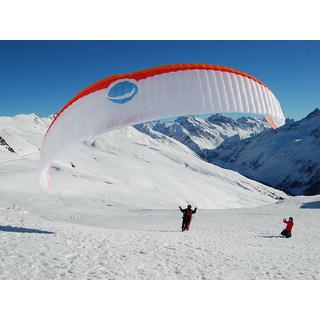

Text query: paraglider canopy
(40, 63), (285, 189)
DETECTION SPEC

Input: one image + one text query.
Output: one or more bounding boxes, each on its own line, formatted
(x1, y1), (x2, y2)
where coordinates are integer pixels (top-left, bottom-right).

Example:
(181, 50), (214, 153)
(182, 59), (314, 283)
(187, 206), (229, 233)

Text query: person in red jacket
(179, 205), (197, 232)
(281, 217), (294, 238)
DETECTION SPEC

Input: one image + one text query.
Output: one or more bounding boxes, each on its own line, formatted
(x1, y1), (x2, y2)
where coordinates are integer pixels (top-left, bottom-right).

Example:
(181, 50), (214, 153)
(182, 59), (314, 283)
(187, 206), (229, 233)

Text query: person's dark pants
(281, 229), (292, 238)
(182, 217), (192, 231)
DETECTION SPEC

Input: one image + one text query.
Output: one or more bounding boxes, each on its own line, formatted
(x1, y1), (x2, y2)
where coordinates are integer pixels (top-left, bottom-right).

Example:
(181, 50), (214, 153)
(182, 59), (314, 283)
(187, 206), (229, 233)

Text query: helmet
(187, 205), (191, 209)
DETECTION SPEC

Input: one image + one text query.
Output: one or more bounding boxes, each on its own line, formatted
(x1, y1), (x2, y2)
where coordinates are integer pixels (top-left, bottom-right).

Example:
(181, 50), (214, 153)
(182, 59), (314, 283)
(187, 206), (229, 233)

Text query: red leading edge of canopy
(45, 63), (270, 136)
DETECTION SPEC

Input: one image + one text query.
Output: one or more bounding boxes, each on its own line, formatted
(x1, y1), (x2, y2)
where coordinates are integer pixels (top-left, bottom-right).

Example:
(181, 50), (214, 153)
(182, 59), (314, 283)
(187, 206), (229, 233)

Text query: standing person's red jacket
(283, 219), (294, 232)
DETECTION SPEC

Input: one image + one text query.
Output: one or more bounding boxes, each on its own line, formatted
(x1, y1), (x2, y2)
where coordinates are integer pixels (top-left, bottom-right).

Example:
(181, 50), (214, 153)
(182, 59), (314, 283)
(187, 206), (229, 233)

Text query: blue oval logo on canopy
(107, 81), (138, 104)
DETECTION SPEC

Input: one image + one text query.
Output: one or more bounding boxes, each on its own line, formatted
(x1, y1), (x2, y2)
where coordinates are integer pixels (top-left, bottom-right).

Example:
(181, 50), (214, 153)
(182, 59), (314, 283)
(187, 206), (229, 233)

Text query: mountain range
(136, 109), (320, 196)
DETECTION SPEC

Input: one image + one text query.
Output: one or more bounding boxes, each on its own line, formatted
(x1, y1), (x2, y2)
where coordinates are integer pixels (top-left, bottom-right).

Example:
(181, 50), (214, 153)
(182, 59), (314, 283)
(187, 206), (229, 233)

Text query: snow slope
(0, 113), (50, 154)
(0, 113), (285, 210)
(207, 109), (320, 196)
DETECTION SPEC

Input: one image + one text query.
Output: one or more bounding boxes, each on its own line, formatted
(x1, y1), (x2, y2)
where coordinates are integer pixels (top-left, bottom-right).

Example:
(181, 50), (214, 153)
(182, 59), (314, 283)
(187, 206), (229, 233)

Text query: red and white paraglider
(40, 63), (285, 190)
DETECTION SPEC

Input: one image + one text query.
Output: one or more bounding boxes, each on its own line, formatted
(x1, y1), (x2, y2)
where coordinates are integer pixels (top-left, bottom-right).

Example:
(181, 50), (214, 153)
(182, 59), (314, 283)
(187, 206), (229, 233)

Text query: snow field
(1, 113), (317, 280)
(1, 196), (319, 279)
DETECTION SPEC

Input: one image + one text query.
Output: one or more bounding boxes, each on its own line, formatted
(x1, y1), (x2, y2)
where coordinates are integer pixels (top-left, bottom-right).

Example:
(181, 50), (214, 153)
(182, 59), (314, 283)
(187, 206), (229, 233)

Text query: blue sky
(0, 40), (319, 120)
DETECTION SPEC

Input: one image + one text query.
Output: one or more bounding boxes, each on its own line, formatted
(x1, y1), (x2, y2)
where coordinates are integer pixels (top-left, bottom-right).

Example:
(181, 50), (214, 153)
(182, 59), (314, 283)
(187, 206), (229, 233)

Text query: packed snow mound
(0, 113), (285, 210)
(135, 114), (270, 157)
(207, 108), (320, 196)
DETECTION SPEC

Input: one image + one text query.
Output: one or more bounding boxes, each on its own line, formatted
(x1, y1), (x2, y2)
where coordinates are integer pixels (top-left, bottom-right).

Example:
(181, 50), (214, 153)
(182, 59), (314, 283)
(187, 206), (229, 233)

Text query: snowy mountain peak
(175, 115), (206, 126)
(236, 116), (269, 130)
(285, 118), (295, 125)
(175, 115), (194, 123)
(207, 113), (237, 126)
(305, 108), (320, 120)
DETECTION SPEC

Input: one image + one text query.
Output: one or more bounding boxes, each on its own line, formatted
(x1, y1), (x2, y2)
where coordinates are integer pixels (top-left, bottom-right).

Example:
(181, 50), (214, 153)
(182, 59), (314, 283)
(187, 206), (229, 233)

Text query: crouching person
(281, 217), (294, 238)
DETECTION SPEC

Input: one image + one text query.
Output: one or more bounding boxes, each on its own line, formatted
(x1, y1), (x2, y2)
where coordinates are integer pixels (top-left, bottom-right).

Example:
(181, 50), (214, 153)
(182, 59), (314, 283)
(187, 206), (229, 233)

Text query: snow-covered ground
(1, 195), (320, 279)
(1, 113), (319, 280)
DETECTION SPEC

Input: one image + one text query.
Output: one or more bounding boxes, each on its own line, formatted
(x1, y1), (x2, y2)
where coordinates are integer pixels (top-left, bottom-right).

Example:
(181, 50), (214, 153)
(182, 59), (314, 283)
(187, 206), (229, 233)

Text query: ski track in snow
(1, 198), (320, 280)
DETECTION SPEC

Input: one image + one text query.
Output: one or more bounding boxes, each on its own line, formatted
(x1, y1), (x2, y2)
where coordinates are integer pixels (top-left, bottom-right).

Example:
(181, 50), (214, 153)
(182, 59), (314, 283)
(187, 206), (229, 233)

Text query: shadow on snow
(0, 225), (55, 235)
(140, 229), (179, 233)
(258, 235), (284, 239)
(300, 201), (320, 209)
